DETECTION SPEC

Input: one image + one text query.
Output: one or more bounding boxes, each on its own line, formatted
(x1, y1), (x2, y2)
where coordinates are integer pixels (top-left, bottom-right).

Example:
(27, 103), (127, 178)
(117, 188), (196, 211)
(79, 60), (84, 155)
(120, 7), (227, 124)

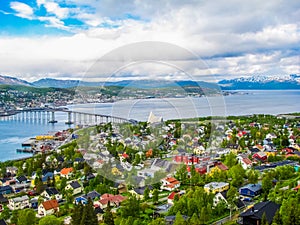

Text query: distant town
(0, 83), (223, 115)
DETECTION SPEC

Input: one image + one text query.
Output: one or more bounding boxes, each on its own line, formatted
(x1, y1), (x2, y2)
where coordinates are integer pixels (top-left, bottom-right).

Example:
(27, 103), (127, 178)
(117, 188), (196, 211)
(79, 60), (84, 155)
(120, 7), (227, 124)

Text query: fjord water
(1, 90), (300, 161)
(0, 112), (72, 162)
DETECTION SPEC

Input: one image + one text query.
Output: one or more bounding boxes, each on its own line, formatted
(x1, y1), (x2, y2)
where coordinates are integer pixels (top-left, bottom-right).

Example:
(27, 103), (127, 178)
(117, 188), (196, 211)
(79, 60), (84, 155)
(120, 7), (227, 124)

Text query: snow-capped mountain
(0, 75), (32, 86)
(219, 74), (300, 90)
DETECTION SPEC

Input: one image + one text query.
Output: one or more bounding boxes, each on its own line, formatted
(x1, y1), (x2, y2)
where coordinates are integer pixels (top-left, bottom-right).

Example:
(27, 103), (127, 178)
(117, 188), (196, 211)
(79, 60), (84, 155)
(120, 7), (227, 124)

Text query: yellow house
(204, 182), (229, 194)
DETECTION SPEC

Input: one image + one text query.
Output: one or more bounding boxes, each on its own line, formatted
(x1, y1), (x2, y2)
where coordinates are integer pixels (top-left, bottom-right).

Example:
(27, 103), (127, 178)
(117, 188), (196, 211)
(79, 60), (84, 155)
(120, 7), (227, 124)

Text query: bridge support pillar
(65, 112), (73, 125)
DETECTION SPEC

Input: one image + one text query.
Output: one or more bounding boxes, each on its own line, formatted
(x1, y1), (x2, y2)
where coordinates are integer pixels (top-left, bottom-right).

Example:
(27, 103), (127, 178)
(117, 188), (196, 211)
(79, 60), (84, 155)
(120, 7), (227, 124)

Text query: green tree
(103, 201), (114, 225)
(247, 169), (259, 184)
(152, 189), (159, 204)
(39, 215), (62, 225)
(148, 218), (165, 225)
(71, 202), (83, 225)
(224, 152), (237, 168)
(262, 174), (273, 196)
(176, 164), (188, 184)
(173, 211), (186, 225)
(120, 195), (141, 218)
(17, 209), (36, 225)
(189, 213), (200, 225)
(229, 164), (245, 187)
(272, 210), (281, 225)
(80, 198), (98, 225)
(143, 186), (150, 200)
(0, 206), (10, 220)
(10, 210), (19, 225)
(261, 212), (268, 225)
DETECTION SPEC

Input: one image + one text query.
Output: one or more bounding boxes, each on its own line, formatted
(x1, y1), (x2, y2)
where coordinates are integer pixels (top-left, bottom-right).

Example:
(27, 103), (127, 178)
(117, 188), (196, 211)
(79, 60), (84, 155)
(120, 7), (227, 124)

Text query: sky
(0, 0), (299, 82)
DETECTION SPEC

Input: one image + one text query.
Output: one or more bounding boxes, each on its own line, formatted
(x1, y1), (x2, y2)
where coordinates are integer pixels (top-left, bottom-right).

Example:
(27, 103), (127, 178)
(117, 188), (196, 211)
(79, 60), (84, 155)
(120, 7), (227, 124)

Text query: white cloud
(43, 2), (69, 19)
(2, 0), (300, 81)
(10, 1), (34, 19)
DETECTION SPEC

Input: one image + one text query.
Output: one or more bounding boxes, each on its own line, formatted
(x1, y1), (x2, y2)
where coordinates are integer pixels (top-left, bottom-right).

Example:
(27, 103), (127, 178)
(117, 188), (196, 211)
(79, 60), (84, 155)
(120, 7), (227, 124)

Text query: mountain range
(0, 74), (299, 90)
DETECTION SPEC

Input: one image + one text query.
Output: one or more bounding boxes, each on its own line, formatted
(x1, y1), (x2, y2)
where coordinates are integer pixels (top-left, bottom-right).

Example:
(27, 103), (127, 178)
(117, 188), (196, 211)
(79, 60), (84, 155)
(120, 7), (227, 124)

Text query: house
(38, 199), (59, 216)
(8, 195), (29, 210)
(204, 182), (229, 194)
(95, 194), (126, 209)
(0, 186), (13, 195)
(129, 185), (153, 199)
(113, 182), (127, 194)
(95, 207), (104, 221)
(239, 184), (262, 197)
(252, 152), (268, 162)
(6, 166), (18, 175)
(16, 175), (28, 184)
(30, 198), (38, 209)
(154, 204), (172, 217)
(60, 167), (73, 179)
(41, 188), (62, 202)
(237, 154), (252, 170)
(214, 190), (245, 209)
(161, 177), (180, 191)
(65, 181), (83, 195)
(238, 201), (280, 225)
(75, 191), (101, 205)
(32, 171), (54, 186)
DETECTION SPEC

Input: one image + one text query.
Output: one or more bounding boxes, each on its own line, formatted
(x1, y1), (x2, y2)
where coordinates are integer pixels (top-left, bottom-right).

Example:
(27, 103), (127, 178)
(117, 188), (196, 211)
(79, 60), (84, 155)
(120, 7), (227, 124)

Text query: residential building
(238, 201), (280, 225)
(204, 182), (229, 194)
(65, 181), (83, 195)
(75, 191), (101, 205)
(161, 177), (180, 191)
(60, 167), (73, 179)
(237, 154), (252, 170)
(0, 186), (13, 195)
(8, 195), (29, 210)
(213, 190), (245, 209)
(38, 199), (59, 217)
(129, 185), (153, 199)
(41, 188), (62, 202)
(239, 184), (262, 197)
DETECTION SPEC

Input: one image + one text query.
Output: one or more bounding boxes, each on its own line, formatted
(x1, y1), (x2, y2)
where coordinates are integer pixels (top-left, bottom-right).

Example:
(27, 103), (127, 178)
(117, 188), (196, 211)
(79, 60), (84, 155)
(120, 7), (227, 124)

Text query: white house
(237, 154), (252, 170)
(161, 177), (180, 191)
(8, 195), (29, 210)
(65, 181), (83, 195)
(38, 199), (59, 216)
(41, 188), (62, 202)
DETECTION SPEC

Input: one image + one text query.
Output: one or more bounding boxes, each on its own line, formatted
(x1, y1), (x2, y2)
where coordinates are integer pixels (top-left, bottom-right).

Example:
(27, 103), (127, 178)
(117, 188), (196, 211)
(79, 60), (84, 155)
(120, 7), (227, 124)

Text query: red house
(252, 152), (267, 161)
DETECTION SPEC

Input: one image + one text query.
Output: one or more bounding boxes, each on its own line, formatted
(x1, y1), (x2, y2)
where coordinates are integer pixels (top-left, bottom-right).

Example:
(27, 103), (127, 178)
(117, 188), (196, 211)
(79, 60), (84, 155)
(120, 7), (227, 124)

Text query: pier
(0, 108), (133, 125)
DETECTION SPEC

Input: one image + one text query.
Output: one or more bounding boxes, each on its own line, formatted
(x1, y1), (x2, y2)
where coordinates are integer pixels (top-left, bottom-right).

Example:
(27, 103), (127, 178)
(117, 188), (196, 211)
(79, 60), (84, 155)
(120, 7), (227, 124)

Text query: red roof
(168, 192), (179, 200)
(60, 167), (73, 175)
(242, 157), (252, 165)
(122, 153), (129, 158)
(293, 184), (300, 191)
(215, 162), (228, 171)
(42, 199), (59, 210)
(99, 194), (126, 205)
(101, 193), (114, 199)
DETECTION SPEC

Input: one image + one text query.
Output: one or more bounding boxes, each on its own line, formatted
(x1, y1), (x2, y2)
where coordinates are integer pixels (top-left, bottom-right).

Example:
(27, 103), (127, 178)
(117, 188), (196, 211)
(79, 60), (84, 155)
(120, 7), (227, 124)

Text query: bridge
(0, 108), (133, 125)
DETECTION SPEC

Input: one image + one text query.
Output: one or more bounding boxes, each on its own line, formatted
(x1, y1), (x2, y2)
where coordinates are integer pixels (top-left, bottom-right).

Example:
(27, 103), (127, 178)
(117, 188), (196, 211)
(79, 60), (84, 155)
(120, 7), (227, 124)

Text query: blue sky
(0, 0), (299, 82)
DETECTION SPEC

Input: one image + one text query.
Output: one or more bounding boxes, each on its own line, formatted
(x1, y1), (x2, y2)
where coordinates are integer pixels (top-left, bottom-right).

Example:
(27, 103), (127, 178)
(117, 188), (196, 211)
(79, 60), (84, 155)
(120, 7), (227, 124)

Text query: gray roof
(69, 181), (81, 189)
(240, 184), (262, 192)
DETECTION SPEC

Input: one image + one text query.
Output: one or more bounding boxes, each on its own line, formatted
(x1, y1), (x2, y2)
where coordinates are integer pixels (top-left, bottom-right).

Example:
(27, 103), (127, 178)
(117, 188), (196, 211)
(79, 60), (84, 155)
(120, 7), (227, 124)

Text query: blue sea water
(0, 112), (72, 162)
(0, 90), (299, 162)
